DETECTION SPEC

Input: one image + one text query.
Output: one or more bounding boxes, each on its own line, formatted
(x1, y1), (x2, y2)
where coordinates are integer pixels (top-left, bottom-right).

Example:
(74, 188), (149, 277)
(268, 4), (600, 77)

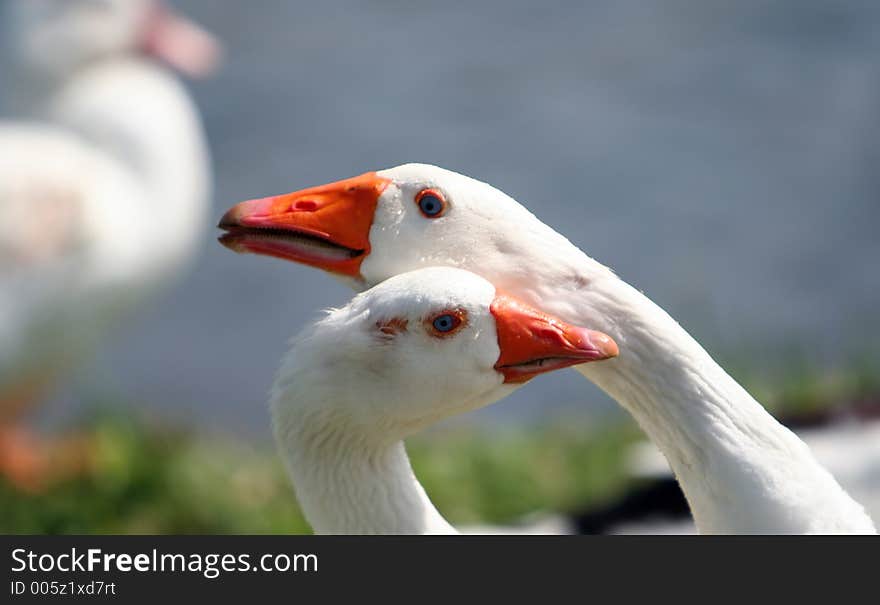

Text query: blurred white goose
(0, 0), (218, 484)
(220, 165), (876, 534)
(271, 267), (618, 534)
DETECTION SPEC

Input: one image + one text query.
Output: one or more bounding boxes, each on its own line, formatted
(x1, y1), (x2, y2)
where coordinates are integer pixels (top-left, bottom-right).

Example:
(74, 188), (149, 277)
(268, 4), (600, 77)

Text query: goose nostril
(293, 200), (318, 212)
(535, 326), (565, 345)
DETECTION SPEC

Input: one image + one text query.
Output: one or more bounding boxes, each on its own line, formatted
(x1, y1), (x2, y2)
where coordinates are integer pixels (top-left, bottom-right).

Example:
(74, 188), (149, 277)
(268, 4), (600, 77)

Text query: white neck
(273, 409), (455, 535)
(475, 224), (875, 533)
(22, 57), (211, 283)
(575, 275), (874, 533)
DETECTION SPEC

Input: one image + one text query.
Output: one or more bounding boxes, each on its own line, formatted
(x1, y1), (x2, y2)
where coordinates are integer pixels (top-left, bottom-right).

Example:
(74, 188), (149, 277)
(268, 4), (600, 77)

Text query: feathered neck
(577, 274), (874, 533)
(270, 349), (455, 535)
(275, 419), (455, 535)
(471, 221), (875, 533)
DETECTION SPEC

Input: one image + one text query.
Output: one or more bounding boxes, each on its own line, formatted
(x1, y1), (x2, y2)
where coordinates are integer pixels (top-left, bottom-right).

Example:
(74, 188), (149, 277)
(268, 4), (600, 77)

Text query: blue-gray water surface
(3, 1), (880, 437)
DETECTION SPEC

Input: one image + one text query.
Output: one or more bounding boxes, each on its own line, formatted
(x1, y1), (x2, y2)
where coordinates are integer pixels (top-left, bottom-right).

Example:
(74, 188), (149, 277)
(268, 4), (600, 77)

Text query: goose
(219, 164), (877, 534)
(0, 0), (219, 487)
(270, 266), (618, 534)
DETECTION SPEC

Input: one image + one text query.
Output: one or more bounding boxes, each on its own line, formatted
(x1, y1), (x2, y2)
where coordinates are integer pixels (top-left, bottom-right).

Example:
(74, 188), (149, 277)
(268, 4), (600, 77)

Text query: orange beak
(490, 293), (618, 383)
(217, 172), (390, 278)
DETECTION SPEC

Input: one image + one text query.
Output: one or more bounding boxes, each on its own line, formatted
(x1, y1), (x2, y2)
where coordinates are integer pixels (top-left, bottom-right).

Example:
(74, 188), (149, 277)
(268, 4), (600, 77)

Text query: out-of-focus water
(4, 1), (880, 436)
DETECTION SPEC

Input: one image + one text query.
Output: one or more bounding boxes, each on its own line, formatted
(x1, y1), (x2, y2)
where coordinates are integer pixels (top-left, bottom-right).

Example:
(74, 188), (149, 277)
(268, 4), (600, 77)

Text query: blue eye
(416, 189), (446, 218)
(433, 314), (456, 332)
(429, 311), (464, 336)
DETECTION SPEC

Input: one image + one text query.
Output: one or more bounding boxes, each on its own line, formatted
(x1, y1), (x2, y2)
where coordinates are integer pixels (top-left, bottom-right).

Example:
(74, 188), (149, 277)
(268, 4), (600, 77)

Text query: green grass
(1, 415), (308, 534)
(0, 412), (640, 534)
(2, 360), (876, 534)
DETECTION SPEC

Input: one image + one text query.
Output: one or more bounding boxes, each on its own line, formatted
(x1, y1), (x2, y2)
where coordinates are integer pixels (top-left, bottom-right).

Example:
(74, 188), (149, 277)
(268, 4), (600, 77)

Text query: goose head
(218, 163), (598, 289)
(273, 267), (617, 439)
(7, 0), (220, 80)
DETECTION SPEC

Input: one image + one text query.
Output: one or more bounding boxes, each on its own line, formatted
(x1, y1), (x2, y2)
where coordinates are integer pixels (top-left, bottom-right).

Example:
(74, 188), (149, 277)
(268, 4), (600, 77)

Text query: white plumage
(270, 267), (616, 534)
(624, 413), (880, 534)
(221, 163), (877, 534)
(0, 0), (217, 479)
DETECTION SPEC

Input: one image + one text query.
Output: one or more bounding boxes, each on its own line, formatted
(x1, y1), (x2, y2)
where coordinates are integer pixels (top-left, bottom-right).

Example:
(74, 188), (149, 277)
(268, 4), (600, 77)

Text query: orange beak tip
(216, 232), (244, 253)
(603, 337), (619, 359)
(491, 293), (619, 383)
(217, 213), (234, 231)
(583, 330), (619, 361)
(214, 173), (387, 277)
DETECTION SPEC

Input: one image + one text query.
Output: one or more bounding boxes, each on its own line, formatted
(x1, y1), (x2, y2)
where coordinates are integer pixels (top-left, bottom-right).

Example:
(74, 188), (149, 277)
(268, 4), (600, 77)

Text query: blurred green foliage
(1, 360), (876, 534)
(0, 412), (640, 534)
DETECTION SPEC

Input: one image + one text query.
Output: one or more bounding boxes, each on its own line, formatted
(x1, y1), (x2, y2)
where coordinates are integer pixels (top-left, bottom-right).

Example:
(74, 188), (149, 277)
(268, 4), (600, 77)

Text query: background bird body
(0, 0), (217, 487)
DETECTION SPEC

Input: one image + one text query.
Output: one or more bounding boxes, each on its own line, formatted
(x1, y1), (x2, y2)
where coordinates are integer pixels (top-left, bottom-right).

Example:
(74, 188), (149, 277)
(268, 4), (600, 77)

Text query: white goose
(270, 266), (617, 534)
(0, 0), (218, 484)
(219, 164), (876, 534)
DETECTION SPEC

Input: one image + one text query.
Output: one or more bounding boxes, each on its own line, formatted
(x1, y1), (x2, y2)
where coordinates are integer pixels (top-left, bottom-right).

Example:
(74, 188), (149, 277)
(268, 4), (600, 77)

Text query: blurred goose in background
(220, 164), (876, 534)
(0, 0), (219, 488)
(270, 266), (618, 534)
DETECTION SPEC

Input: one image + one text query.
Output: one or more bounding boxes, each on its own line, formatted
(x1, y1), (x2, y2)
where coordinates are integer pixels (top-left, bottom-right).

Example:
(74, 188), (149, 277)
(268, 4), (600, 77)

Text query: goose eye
(433, 314), (456, 332)
(415, 189), (447, 218)
(427, 310), (466, 338)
